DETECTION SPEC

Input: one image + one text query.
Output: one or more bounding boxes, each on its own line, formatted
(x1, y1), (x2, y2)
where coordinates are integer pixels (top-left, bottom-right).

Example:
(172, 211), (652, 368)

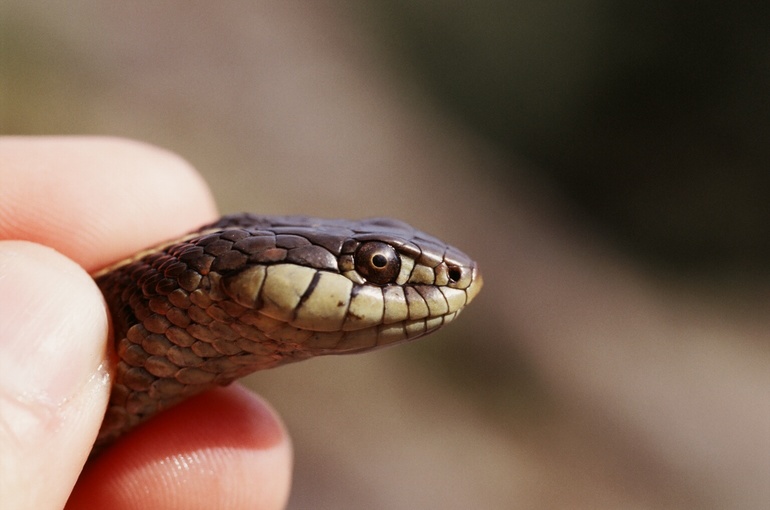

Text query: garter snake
(91, 214), (482, 452)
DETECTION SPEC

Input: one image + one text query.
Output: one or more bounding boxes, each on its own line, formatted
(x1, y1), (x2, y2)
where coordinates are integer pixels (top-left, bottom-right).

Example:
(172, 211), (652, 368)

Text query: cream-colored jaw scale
(222, 259), (482, 353)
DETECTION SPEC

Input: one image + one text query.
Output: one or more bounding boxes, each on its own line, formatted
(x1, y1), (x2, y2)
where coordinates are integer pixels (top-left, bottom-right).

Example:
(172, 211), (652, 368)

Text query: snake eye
(354, 241), (400, 285)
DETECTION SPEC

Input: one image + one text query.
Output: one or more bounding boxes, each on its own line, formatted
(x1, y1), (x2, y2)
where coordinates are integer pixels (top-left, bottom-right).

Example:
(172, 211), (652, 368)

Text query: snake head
(216, 215), (483, 355)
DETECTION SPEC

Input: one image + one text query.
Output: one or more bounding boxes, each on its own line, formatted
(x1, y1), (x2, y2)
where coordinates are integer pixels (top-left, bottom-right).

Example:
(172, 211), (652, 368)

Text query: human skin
(0, 136), (292, 510)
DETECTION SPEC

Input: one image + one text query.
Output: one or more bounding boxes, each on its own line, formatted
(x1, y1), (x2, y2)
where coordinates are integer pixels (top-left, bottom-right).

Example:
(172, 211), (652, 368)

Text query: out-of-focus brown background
(2, 2), (769, 509)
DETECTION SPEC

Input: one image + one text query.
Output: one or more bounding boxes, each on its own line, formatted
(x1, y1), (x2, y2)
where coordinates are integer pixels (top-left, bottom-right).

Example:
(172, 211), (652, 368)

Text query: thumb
(0, 241), (110, 509)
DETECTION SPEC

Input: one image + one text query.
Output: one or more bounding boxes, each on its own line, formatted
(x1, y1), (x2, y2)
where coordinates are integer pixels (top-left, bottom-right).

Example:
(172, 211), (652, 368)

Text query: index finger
(0, 136), (218, 271)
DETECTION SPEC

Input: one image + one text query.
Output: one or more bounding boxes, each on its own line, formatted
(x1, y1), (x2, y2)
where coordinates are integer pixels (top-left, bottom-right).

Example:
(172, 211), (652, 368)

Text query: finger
(0, 137), (293, 508)
(0, 136), (218, 271)
(0, 241), (110, 510)
(66, 386), (292, 510)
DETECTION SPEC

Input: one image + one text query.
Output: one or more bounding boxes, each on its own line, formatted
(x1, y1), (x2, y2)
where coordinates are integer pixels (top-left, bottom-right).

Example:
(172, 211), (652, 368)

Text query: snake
(91, 213), (483, 452)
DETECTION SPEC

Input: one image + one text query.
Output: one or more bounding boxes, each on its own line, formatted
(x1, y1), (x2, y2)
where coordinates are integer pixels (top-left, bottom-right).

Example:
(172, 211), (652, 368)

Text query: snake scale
(91, 214), (482, 452)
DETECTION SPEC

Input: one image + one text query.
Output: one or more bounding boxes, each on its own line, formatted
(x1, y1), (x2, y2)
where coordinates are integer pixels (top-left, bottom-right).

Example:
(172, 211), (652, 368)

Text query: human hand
(0, 137), (292, 509)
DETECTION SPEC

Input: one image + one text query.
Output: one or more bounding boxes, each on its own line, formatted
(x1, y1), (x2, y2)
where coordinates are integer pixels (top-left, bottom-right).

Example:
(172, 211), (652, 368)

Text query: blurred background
(2, 2), (769, 508)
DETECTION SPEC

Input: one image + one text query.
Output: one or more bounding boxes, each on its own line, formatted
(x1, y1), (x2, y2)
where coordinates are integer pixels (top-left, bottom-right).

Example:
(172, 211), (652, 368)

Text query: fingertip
(0, 241), (111, 509)
(69, 386), (292, 510)
(0, 136), (219, 271)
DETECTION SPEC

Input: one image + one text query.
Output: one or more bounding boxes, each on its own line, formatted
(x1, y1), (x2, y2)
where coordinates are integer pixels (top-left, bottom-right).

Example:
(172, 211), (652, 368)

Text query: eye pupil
(354, 241), (400, 285)
(372, 254), (388, 268)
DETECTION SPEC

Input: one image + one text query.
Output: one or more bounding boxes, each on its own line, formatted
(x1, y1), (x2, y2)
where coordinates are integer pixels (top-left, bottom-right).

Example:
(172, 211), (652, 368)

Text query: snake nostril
(447, 266), (462, 283)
